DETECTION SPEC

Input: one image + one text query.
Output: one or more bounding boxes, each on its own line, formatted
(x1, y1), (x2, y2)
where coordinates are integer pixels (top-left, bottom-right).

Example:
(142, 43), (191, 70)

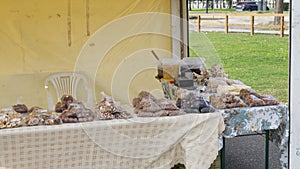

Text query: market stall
(0, 1), (290, 169)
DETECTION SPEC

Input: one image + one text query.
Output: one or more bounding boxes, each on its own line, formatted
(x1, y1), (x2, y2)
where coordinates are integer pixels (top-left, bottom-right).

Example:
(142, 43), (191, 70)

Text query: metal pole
(221, 137), (226, 169)
(265, 130), (269, 169)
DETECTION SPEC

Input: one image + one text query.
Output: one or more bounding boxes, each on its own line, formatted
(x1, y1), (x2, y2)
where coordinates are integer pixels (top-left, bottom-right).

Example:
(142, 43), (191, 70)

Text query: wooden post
(198, 15), (201, 32)
(250, 15), (254, 36)
(280, 15), (284, 37)
(225, 15), (228, 34)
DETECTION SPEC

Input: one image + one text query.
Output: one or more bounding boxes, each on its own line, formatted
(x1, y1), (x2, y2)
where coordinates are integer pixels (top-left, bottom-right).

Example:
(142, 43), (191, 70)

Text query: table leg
(265, 130), (269, 169)
(221, 137), (226, 169)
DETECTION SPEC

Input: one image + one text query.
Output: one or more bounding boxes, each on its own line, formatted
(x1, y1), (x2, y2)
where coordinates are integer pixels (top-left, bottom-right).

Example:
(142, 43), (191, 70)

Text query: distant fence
(194, 13), (289, 37)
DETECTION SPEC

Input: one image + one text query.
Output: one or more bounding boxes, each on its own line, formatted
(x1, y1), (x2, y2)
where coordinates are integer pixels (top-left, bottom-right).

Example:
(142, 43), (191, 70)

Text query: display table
(0, 113), (224, 169)
(162, 81), (289, 169)
(220, 105), (289, 169)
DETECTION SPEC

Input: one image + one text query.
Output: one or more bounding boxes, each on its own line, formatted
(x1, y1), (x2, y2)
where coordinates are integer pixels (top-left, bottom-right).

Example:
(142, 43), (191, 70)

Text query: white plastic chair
(44, 72), (94, 111)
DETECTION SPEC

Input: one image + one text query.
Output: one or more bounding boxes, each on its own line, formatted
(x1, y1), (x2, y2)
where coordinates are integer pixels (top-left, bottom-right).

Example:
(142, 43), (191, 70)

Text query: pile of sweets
(95, 92), (132, 120)
(55, 95), (95, 123)
(25, 106), (62, 126)
(239, 88), (279, 107)
(0, 108), (23, 129)
(179, 93), (216, 113)
(209, 88), (279, 109)
(209, 93), (247, 109)
(59, 102), (95, 123)
(132, 91), (185, 117)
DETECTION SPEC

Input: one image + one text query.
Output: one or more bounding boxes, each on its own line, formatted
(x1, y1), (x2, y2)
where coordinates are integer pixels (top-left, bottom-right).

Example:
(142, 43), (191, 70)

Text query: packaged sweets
(133, 91), (185, 117)
(182, 57), (207, 75)
(12, 104), (28, 114)
(60, 102), (95, 123)
(96, 92), (132, 120)
(25, 107), (62, 126)
(161, 58), (180, 79)
(0, 109), (23, 129)
(55, 95), (74, 113)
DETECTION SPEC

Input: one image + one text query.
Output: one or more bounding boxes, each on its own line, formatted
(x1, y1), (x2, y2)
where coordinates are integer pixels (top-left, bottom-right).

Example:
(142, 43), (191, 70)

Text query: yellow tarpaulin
(0, 0), (172, 108)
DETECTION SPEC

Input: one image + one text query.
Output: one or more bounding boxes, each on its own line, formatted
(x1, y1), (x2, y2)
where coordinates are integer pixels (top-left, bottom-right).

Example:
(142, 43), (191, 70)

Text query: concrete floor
(225, 135), (281, 169)
(171, 134), (282, 169)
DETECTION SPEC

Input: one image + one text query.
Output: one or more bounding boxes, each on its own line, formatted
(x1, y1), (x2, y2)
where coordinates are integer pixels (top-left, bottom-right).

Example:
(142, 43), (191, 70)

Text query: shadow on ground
(171, 135), (281, 169)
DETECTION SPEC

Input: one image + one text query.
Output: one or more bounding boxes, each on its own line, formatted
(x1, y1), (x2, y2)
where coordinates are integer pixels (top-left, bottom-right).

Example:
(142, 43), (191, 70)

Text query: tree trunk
(227, 0), (232, 9)
(189, 0), (192, 11)
(274, 0), (284, 25)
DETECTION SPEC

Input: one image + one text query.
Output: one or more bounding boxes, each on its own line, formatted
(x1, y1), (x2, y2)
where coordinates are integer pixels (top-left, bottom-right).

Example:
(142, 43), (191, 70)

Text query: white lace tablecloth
(0, 113), (224, 169)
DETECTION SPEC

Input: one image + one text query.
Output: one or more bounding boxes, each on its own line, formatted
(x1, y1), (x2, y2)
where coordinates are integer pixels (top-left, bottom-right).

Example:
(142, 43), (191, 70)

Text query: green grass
(189, 32), (289, 103)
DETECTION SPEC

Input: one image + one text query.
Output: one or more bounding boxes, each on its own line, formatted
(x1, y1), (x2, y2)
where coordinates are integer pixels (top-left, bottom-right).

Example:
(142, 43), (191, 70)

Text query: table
(162, 81), (289, 169)
(0, 113), (224, 169)
(220, 105), (289, 169)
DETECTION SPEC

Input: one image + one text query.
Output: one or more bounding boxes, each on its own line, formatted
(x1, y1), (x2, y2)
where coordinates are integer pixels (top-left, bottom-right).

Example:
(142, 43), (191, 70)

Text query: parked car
(235, 1), (258, 11)
(232, 3), (237, 8)
(236, 1), (269, 11)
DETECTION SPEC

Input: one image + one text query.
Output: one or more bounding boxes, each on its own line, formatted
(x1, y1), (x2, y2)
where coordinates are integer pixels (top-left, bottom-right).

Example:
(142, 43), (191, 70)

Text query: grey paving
(224, 135), (281, 169)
